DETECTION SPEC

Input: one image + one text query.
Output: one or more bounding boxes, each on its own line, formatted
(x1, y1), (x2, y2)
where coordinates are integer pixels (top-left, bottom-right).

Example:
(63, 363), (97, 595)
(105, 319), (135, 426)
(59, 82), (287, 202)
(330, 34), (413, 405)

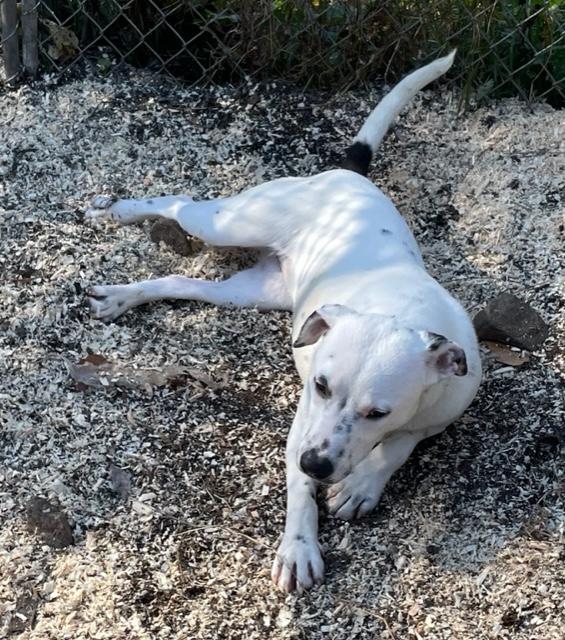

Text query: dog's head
(293, 304), (467, 483)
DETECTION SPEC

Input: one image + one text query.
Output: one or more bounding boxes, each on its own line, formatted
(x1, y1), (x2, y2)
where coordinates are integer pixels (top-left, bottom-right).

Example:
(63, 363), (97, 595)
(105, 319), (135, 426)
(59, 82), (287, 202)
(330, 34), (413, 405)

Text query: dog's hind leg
(86, 195), (195, 225)
(86, 178), (303, 250)
(88, 253), (290, 321)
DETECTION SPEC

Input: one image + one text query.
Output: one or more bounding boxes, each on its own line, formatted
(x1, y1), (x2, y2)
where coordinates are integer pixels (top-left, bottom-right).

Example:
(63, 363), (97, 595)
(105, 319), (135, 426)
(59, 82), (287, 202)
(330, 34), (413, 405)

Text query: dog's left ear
(293, 304), (354, 348)
(420, 331), (468, 381)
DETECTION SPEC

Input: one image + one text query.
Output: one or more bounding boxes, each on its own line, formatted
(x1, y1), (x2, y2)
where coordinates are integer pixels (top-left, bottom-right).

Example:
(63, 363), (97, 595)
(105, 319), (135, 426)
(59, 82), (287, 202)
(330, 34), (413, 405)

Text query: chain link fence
(1, 1), (565, 105)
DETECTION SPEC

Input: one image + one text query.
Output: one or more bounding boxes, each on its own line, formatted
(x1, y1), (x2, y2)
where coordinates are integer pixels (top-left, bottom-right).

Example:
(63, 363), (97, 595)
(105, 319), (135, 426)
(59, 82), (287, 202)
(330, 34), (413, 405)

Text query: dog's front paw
(326, 471), (384, 521)
(271, 534), (324, 593)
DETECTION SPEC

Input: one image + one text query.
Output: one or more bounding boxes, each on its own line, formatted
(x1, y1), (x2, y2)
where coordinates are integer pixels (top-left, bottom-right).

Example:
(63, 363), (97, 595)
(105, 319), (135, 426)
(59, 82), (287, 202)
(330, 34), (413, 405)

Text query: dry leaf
(68, 354), (225, 393)
(68, 354), (187, 391)
(185, 367), (228, 390)
(44, 20), (79, 61)
(484, 341), (530, 367)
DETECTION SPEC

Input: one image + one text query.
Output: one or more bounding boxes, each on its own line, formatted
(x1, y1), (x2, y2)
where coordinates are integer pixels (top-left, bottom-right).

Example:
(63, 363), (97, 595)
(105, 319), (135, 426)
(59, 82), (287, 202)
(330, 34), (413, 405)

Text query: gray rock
(149, 219), (200, 256)
(26, 497), (74, 549)
(473, 293), (549, 351)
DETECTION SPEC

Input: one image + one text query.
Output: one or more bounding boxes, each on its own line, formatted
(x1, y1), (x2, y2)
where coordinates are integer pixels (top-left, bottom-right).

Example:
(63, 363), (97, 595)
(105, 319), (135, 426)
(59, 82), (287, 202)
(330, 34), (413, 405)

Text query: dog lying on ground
(86, 50), (481, 592)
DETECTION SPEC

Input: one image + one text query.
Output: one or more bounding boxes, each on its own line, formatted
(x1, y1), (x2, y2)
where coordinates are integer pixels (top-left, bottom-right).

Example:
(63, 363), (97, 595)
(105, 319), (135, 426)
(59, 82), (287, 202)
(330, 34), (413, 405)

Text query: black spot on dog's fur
(335, 417), (354, 435)
(147, 199), (154, 205)
(321, 439), (330, 450)
(342, 141), (372, 176)
(296, 535), (305, 542)
(427, 332), (448, 351)
(381, 228), (392, 235)
(303, 480), (316, 500)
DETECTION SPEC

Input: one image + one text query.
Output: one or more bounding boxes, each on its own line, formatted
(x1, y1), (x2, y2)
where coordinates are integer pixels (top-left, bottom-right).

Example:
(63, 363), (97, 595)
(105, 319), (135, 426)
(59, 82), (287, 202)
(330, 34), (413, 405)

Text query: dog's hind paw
(84, 195), (117, 221)
(91, 195), (116, 210)
(271, 534), (324, 593)
(87, 284), (138, 321)
(326, 472), (384, 521)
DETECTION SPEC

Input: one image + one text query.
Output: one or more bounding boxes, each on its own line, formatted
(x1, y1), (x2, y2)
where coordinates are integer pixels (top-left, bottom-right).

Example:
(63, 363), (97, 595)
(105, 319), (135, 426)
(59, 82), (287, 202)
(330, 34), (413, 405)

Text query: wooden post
(1, 0), (20, 84)
(21, 0), (39, 77)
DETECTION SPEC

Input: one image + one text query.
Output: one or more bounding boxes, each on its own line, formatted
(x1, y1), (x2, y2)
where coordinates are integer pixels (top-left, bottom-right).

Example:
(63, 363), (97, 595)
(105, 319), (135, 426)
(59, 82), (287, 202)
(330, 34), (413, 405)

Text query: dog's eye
(366, 408), (390, 420)
(314, 376), (331, 399)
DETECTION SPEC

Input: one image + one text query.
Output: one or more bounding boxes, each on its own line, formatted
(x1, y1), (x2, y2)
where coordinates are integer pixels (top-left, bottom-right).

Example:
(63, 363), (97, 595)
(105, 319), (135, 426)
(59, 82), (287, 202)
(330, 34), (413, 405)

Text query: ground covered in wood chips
(1, 66), (564, 640)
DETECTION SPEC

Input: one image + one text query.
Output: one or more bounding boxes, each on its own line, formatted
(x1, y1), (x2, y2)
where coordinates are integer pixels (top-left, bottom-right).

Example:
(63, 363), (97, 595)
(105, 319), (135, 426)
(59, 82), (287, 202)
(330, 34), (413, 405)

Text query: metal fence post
(21, 0), (39, 77)
(1, 0), (20, 84)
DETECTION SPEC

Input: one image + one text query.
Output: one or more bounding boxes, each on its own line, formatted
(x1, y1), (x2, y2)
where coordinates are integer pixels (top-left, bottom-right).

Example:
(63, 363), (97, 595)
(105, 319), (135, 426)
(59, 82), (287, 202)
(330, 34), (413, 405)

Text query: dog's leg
(86, 191), (287, 249)
(86, 195), (195, 225)
(271, 396), (325, 592)
(326, 431), (422, 521)
(88, 254), (290, 321)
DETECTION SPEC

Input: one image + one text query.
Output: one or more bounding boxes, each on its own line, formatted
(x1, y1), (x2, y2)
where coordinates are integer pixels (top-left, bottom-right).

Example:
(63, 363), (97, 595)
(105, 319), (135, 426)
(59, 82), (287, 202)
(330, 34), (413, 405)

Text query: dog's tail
(342, 50), (456, 176)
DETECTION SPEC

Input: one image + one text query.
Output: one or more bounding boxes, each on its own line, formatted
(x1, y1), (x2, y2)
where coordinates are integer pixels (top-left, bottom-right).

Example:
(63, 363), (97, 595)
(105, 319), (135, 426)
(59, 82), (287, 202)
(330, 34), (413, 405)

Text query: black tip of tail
(341, 141), (372, 176)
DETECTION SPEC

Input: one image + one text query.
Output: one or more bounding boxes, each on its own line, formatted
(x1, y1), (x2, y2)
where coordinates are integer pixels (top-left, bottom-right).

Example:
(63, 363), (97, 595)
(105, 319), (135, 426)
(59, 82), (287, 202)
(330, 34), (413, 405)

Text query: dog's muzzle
(299, 448), (334, 480)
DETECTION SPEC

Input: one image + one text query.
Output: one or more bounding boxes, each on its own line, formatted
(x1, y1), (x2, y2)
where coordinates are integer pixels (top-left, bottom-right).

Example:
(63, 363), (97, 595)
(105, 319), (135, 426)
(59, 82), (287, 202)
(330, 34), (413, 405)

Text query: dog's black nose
(299, 448), (334, 480)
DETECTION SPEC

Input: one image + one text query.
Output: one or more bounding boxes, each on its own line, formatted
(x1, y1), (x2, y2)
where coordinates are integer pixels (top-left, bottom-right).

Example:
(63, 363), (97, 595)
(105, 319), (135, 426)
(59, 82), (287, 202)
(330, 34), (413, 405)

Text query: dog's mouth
(308, 462), (353, 486)
(333, 441), (383, 483)
(315, 476), (339, 487)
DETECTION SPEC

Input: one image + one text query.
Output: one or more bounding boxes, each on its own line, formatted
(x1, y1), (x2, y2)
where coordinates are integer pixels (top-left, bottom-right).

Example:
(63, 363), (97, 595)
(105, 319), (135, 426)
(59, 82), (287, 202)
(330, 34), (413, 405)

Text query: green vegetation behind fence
(18, 1), (565, 104)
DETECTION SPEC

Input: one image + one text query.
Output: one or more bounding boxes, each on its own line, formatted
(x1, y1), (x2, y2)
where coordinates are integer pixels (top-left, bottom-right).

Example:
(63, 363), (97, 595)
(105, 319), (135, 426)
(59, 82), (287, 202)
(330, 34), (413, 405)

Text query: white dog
(86, 51), (481, 592)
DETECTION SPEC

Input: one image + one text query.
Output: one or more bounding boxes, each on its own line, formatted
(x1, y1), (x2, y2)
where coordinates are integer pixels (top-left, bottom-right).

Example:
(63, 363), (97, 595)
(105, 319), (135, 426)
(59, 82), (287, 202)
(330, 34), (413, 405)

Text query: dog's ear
(293, 304), (353, 348)
(420, 331), (468, 381)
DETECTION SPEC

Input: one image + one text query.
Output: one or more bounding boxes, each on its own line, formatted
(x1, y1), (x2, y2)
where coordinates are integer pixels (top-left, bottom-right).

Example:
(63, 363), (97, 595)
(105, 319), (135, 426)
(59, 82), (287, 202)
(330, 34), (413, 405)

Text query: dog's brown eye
(314, 376), (331, 399)
(366, 408), (389, 420)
